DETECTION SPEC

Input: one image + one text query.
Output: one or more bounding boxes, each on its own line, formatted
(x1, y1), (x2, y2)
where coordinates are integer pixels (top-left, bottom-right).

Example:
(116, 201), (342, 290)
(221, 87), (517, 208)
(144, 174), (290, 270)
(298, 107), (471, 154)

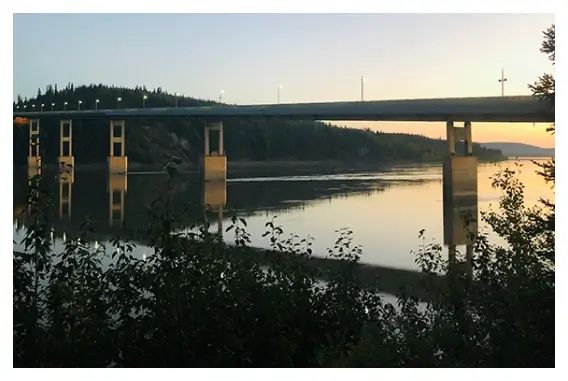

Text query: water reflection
(58, 167), (74, 220)
(13, 159), (552, 273)
(203, 181), (227, 235)
(108, 174), (127, 226)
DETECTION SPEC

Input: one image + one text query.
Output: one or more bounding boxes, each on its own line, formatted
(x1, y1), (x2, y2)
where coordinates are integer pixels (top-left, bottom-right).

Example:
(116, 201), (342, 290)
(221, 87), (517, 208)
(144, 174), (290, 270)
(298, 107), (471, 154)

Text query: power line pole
(498, 68), (507, 96)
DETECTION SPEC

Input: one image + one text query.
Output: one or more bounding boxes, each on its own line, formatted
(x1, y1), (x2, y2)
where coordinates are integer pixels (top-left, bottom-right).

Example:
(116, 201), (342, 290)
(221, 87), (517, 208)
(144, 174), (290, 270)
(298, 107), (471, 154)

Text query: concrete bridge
(15, 94), (551, 293)
(13, 95), (554, 180)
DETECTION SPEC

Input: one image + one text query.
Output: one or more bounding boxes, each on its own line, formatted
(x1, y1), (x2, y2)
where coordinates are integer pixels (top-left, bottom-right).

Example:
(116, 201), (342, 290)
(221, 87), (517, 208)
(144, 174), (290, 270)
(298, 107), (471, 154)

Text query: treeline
(13, 84), (506, 165)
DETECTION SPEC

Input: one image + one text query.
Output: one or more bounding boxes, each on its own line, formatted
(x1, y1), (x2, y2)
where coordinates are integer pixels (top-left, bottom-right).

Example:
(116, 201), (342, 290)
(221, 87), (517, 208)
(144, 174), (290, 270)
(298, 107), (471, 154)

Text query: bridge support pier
(58, 119), (75, 176)
(202, 121), (227, 182)
(108, 120), (128, 174)
(443, 121), (477, 278)
(27, 119), (41, 177)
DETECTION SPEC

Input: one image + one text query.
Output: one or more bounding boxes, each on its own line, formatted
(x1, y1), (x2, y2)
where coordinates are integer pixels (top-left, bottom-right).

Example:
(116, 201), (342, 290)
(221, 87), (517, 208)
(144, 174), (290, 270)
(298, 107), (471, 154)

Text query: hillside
(481, 142), (555, 158)
(13, 83), (506, 166)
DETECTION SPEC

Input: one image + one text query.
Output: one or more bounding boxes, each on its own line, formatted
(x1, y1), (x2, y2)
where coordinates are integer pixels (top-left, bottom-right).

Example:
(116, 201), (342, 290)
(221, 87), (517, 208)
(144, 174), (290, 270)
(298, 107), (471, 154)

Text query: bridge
(13, 94), (554, 180)
(14, 95), (553, 123)
(15, 93), (551, 285)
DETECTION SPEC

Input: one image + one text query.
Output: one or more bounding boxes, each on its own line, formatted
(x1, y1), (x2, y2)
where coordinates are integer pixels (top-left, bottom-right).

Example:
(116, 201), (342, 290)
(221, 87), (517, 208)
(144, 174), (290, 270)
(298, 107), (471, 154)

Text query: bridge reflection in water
(14, 161), (478, 301)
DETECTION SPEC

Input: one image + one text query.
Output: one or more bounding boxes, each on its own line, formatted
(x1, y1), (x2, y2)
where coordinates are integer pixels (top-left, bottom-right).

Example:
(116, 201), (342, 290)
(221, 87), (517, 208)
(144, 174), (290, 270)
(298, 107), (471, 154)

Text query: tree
(529, 24), (555, 232)
(529, 24), (555, 135)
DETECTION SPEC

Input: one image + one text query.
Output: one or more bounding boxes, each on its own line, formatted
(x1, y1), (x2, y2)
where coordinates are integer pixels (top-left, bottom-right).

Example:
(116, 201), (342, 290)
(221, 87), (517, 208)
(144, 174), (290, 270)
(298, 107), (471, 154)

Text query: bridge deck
(13, 95), (554, 123)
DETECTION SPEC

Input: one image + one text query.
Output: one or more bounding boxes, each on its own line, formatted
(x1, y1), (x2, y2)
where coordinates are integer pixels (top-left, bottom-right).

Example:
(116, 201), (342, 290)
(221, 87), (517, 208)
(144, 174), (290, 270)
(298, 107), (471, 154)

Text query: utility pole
(498, 68), (507, 96)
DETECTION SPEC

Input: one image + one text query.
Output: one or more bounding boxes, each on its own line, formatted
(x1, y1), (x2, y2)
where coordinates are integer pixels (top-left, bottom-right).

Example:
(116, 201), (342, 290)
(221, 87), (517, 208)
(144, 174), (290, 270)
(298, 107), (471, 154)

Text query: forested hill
(13, 84), (505, 166)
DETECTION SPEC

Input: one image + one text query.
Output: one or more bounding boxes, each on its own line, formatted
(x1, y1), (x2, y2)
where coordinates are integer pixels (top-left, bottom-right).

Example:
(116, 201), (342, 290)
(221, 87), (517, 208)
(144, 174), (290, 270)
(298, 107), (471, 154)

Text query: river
(13, 158), (553, 274)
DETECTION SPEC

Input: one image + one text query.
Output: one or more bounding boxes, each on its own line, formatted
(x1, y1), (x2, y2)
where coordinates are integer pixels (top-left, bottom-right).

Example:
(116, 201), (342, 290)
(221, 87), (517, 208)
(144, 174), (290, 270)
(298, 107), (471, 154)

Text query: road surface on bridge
(13, 95), (554, 123)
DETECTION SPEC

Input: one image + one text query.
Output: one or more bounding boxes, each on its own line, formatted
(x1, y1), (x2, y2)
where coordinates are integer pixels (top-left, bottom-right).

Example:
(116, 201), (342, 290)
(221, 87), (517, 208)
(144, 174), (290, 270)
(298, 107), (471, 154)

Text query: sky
(13, 13), (555, 147)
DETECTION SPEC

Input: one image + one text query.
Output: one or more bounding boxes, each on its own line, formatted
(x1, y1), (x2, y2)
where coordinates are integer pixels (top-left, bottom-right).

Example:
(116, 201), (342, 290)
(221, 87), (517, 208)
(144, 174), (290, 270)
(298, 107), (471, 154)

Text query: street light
(95, 99), (99, 110)
(174, 93), (178, 107)
(143, 94), (148, 108)
(117, 97), (122, 109)
(41, 103), (45, 111)
(78, 100), (82, 110)
(277, 85), (283, 104)
(498, 68), (507, 97)
(23, 105), (26, 111)
(16, 105), (19, 111)
(219, 89), (224, 102)
(360, 75), (366, 101)
(64, 101), (68, 110)
(32, 104), (35, 111)
(51, 102), (55, 111)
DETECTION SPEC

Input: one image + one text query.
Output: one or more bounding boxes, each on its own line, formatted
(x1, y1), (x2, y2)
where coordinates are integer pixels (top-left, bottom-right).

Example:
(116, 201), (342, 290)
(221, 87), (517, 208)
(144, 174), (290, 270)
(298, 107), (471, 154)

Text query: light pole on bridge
(117, 97), (122, 109)
(64, 101), (68, 110)
(95, 99), (99, 110)
(219, 89), (224, 103)
(78, 100), (82, 110)
(360, 75), (367, 101)
(23, 105), (26, 111)
(41, 103), (44, 112)
(143, 94), (148, 108)
(277, 85), (283, 104)
(32, 104), (35, 111)
(16, 105), (19, 111)
(51, 103), (55, 111)
(498, 68), (507, 96)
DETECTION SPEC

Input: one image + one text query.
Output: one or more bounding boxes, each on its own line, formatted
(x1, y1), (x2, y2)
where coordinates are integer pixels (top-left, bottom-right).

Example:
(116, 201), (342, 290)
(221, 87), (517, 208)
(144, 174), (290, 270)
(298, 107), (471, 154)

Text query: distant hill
(13, 83), (506, 166)
(481, 142), (555, 158)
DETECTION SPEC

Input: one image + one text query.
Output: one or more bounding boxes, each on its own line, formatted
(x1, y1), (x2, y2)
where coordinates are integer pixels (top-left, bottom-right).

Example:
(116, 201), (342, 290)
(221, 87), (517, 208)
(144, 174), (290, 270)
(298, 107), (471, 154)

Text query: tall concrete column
(108, 120), (128, 174)
(443, 120), (478, 276)
(27, 119), (41, 176)
(446, 121), (456, 155)
(59, 119), (75, 174)
(218, 123), (224, 155)
(203, 121), (227, 182)
(464, 121), (473, 156)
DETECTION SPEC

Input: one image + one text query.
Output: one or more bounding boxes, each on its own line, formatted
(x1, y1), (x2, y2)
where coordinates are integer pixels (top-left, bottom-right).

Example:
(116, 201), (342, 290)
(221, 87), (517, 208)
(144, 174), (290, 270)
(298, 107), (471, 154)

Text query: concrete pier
(203, 121), (227, 182)
(27, 119), (41, 176)
(108, 120), (128, 174)
(443, 120), (477, 278)
(58, 119), (74, 172)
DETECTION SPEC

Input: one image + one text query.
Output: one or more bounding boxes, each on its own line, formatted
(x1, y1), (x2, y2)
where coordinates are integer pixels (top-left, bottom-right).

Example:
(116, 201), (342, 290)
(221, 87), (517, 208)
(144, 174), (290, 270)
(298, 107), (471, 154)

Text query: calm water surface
(13, 158), (553, 273)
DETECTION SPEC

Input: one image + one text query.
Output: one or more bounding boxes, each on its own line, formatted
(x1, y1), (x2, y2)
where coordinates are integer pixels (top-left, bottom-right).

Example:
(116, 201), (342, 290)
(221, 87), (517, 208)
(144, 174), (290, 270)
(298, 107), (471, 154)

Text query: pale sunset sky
(13, 13), (555, 147)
